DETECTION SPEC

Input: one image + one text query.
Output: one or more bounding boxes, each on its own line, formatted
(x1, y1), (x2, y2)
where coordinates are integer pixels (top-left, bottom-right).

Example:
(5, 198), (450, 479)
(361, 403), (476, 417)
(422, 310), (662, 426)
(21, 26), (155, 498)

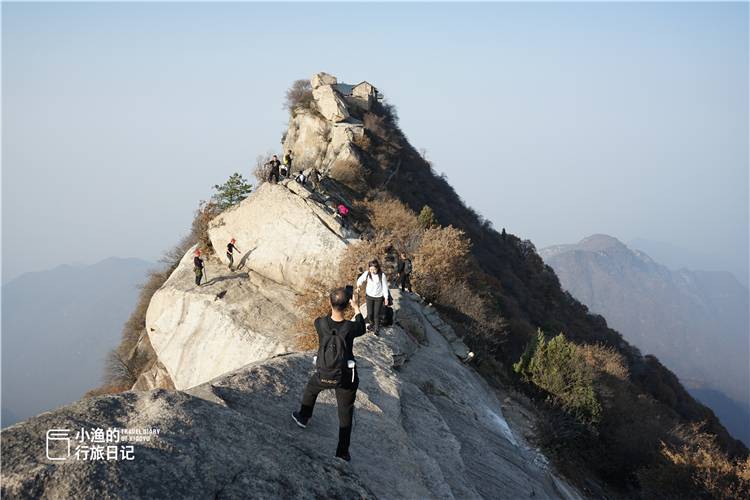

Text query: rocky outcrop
(143, 181), (354, 391)
(283, 73), (368, 183)
(311, 71), (337, 89)
(312, 85), (350, 123)
(1, 291), (580, 499)
(207, 182), (350, 291)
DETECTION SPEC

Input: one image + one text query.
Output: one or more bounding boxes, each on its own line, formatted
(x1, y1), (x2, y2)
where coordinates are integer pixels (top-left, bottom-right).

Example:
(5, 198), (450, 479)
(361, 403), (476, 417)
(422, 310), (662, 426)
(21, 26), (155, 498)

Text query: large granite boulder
(143, 181), (352, 391)
(312, 85), (350, 123)
(207, 182), (349, 291)
(144, 250), (302, 390)
(311, 72), (337, 89)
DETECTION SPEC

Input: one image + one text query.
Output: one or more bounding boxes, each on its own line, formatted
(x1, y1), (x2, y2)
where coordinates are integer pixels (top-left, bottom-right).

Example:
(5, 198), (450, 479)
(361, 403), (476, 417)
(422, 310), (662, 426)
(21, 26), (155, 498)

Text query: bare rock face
(207, 182), (349, 291)
(142, 181), (352, 391)
(312, 85), (350, 123)
(144, 251), (301, 390)
(311, 71), (337, 89)
(1, 291), (580, 500)
(284, 73), (368, 186)
(282, 109), (331, 171)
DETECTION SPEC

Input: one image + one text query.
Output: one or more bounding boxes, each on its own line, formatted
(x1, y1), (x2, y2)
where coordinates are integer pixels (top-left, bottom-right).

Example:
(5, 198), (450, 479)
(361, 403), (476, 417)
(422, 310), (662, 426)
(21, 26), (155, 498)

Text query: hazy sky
(3, 2), (748, 283)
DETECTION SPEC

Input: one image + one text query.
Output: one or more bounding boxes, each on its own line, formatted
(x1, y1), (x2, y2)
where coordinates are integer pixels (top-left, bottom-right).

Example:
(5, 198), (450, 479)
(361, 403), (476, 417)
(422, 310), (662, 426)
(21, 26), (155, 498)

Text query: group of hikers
(193, 242), (415, 461)
(191, 237), (244, 285)
(265, 150), (353, 228)
(292, 256), (416, 461)
(190, 194), (418, 461)
(266, 150), (321, 189)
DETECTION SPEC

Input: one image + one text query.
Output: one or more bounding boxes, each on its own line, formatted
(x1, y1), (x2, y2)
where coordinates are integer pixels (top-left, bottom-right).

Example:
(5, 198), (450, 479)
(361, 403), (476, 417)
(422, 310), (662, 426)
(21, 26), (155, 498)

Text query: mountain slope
(2, 73), (746, 497)
(2, 290), (580, 499)
(541, 234), (749, 445)
(1, 257), (153, 427)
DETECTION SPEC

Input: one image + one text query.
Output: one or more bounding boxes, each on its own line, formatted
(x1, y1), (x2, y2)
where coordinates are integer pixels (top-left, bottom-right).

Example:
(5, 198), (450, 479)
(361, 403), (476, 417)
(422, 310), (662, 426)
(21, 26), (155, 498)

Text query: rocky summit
(1, 73), (582, 499)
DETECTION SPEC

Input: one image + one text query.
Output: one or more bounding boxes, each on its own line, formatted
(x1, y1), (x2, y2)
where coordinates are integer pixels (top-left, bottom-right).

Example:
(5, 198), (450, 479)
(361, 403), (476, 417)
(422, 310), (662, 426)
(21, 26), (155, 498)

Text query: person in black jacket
(193, 249), (204, 286)
(267, 155), (281, 183)
(396, 253), (413, 292)
(226, 238), (241, 271)
(292, 287), (366, 461)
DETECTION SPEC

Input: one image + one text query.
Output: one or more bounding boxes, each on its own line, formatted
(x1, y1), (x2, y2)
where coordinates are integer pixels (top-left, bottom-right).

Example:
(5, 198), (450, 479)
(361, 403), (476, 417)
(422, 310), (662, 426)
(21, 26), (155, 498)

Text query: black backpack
(315, 317), (347, 387)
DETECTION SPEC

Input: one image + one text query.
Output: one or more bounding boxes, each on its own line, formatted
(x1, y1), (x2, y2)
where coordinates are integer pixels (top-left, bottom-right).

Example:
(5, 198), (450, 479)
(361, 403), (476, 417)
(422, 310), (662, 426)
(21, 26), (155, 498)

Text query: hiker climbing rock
(226, 238), (241, 271)
(193, 249), (205, 286)
(267, 155), (281, 183)
(397, 253), (413, 293)
(282, 150), (293, 177)
(337, 203), (350, 228)
(356, 259), (392, 336)
(292, 287), (365, 462)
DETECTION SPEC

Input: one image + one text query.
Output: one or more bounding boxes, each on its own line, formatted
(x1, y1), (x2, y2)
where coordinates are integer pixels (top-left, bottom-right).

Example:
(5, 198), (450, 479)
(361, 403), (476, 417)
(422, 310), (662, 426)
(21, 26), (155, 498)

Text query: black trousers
(299, 371), (359, 455)
(268, 171), (280, 183)
(399, 273), (411, 291)
(366, 295), (384, 331)
(227, 252), (234, 269)
(194, 270), (202, 286)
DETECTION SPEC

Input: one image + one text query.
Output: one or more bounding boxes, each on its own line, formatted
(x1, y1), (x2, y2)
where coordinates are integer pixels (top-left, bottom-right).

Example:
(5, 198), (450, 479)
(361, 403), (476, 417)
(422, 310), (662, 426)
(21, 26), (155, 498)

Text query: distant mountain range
(541, 235), (749, 446)
(1, 257), (153, 427)
(628, 237), (748, 288)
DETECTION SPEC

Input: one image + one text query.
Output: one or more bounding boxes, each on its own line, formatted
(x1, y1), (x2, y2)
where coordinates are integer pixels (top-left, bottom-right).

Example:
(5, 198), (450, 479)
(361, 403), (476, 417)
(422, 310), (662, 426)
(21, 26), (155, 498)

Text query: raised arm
(350, 298), (366, 337)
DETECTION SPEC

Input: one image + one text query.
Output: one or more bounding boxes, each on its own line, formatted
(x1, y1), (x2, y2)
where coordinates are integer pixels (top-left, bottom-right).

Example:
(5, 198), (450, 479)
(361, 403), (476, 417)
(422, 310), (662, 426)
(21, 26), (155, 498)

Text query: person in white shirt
(356, 259), (392, 336)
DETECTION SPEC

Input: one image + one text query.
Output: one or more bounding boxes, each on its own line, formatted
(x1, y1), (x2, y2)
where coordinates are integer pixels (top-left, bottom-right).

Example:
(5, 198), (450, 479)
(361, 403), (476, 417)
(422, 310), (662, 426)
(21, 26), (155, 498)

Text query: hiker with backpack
(356, 259), (393, 336)
(193, 249), (205, 286)
(226, 238), (241, 271)
(292, 286), (365, 462)
(397, 253), (413, 293)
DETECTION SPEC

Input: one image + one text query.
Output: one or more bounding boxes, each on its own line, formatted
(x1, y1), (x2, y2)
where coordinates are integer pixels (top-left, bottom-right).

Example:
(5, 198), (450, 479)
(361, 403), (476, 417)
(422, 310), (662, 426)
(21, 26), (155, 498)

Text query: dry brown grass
(83, 383), (132, 398)
(329, 158), (367, 191)
(412, 225), (471, 302)
(363, 196), (424, 254)
(578, 343), (630, 381)
(638, 423), (750, 499)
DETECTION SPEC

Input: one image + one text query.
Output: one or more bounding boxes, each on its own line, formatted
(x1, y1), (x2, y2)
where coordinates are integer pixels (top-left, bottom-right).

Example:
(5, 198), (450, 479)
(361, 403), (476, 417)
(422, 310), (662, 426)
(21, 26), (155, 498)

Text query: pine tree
(212, 173), (253, 210)
(417, 205), (438, 229)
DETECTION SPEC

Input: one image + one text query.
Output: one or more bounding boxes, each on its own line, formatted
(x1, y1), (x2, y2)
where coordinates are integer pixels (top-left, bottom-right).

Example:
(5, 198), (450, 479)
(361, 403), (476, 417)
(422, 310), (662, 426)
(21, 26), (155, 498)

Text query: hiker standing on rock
(226, 238), (241, 271)
(397, 253), (413, 293)
(356, 259), (392, 336)
(292, 287), (365, 462)
(282, 150), (293, 177)
(193, 249), (205, 286)
(267, 155), (281, 183)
